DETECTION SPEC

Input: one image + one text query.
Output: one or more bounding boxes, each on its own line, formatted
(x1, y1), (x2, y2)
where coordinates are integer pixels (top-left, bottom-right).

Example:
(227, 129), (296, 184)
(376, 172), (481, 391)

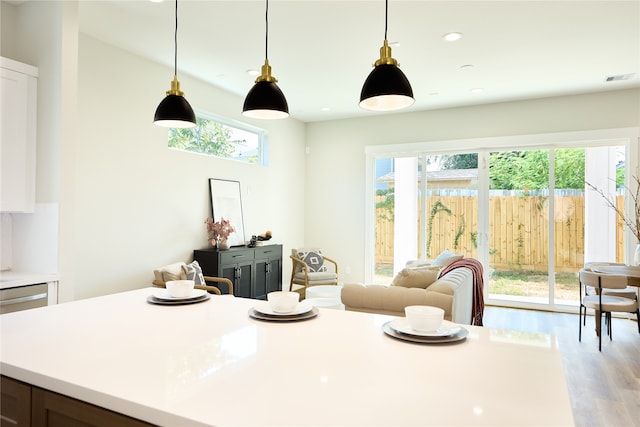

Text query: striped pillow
(182, 260), (206, 285)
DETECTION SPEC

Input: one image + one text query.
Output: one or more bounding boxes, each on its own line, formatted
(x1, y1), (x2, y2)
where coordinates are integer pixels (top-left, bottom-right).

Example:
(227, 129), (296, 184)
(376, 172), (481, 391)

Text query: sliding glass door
(367, 130), (634, 312)
(373, 153), (479, 284)
(487, 149), (551, 304)
(485, 146), (626, 307)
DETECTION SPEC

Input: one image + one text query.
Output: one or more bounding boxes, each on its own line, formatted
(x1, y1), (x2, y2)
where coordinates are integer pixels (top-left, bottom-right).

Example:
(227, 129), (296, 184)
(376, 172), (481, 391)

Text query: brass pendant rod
(173, 0), (178, 77)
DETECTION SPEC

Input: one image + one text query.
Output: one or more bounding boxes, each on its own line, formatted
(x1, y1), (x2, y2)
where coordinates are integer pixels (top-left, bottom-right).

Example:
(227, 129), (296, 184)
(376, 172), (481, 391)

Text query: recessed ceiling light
(442, 32), (463, 42)
(320, 107), (330, 112)
(246, 69), (260, 77)
(149, 0), (163, 3)
(460, 64), (474, 70)
(470, 88), (483, 93)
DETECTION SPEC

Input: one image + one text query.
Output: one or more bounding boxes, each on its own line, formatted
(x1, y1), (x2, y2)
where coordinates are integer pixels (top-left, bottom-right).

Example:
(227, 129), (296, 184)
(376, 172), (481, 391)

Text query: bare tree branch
(586, 175), (640, 243)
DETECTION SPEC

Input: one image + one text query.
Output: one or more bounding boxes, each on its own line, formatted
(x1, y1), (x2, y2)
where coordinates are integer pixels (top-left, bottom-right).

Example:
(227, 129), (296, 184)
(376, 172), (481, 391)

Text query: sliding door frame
(365, 127), (639, 312)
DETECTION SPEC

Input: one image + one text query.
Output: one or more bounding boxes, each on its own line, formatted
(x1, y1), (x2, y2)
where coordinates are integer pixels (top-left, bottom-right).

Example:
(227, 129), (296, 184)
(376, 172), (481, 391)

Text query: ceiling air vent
(605, 73), (636, 82)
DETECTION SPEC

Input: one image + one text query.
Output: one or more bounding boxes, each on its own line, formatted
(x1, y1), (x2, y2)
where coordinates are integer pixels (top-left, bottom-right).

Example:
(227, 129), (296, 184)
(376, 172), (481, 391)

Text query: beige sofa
(341, 266), (474, 324)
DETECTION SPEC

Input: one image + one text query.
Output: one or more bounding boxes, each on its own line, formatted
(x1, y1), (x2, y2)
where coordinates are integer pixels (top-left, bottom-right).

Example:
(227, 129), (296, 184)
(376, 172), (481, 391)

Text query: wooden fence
(375, 195), (625, 272)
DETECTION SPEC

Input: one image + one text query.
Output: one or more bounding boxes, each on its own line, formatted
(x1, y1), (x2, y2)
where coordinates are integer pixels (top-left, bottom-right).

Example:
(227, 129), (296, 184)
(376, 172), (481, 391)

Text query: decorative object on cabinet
(204, 217), (235, 249)
(289, 248), (339, 299)
(248, 230), (272, 248)
(242, 0), (289, 119)
(152, 261), (234, 295)
(193, 245), (282, 299)
(359, 0), (414, 112)
(153, 0), (196, 128)
(208, 179), (246, 247)
(1, 57), (38, 213)
(258, 230), (272, 240)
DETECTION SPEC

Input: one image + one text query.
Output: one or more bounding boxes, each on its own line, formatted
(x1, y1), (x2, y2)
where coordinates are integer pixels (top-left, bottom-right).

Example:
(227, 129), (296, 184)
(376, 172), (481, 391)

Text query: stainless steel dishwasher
(0, 283), (48, 314)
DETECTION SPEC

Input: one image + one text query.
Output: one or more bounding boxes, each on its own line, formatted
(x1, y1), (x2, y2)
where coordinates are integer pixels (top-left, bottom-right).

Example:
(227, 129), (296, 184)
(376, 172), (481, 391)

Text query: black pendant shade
(243, 80), (289, 120)
(154, 91), (197, 128)
(359, 63), (414, 111)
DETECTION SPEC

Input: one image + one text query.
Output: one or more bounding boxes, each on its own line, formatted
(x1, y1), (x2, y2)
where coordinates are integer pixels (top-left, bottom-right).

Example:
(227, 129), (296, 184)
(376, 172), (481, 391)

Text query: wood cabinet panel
(31, 387), (154, 427)
(1, 375), (154, 427)
(1, 375), (31, 427)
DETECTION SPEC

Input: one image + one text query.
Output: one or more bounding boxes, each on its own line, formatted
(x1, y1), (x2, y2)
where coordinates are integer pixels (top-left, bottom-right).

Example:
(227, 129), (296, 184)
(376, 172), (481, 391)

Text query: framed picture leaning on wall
(209, 178), (246, 247)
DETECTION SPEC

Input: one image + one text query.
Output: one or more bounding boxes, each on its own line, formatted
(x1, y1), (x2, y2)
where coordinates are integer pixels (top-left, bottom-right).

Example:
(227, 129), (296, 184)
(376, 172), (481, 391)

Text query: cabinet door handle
(0, 292), (47, 306)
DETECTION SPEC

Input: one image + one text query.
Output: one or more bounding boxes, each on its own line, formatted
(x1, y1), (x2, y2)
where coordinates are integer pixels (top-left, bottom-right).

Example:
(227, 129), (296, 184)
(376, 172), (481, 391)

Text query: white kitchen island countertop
(0, 288), (574, 426)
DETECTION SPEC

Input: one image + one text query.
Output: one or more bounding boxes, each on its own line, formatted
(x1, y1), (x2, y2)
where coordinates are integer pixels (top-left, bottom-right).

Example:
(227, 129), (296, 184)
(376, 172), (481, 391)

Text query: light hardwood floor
(483, 306), (640, 427)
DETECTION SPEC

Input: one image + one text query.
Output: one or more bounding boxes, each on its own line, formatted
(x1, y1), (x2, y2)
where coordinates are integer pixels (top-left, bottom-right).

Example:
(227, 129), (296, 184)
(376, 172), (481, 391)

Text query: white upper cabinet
(1, 57), (38, 213)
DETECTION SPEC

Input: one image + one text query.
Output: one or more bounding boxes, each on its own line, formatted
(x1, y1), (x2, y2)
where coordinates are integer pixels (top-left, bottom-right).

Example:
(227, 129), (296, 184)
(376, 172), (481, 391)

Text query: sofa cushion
(293, 271), (337, 284)
(432, 249), (463, 267)
(391, 268), (438, 289)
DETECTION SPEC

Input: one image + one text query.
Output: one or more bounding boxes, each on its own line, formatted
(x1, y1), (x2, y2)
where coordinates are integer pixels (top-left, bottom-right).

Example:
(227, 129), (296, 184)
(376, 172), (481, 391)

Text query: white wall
(70, 35), (305, 301)
(305, 89), (640, 285)
(3, 0), (639, 299)
(2, 1), (306, 302)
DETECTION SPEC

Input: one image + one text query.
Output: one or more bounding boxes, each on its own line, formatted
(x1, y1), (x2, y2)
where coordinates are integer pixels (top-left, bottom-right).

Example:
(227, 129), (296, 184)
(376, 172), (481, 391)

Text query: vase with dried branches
(586, 175), (640, 265)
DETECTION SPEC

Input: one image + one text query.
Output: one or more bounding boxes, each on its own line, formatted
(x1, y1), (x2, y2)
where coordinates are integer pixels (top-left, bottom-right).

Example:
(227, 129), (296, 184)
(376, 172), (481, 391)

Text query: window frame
(168, 109), (269, 166)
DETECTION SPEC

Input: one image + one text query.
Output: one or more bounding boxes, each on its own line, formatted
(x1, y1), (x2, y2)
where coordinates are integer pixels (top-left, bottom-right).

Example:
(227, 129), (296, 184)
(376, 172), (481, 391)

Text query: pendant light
(242, 0), (289, 119)
(359, 0), (415, 112)
(154, 0), (196, 128)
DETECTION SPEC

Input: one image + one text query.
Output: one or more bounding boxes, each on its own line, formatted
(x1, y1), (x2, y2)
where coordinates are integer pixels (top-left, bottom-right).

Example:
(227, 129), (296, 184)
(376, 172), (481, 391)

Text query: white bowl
(165, 280), (195, 298)
(267, 291), (300, 313)
(404, 305), (444, 332)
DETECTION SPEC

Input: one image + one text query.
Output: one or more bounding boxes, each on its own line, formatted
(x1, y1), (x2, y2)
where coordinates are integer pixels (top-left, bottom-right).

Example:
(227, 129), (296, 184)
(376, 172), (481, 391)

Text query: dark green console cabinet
(193, 245), (282, 299)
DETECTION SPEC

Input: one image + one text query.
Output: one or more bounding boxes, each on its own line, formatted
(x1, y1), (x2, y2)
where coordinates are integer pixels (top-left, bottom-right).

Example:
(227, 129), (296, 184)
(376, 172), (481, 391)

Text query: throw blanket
(439, 258), (485, 326)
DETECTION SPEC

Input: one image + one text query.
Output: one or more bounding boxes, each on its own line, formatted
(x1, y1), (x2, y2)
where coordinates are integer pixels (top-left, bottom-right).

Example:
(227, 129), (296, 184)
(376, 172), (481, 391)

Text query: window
(168, 112), (267, 165)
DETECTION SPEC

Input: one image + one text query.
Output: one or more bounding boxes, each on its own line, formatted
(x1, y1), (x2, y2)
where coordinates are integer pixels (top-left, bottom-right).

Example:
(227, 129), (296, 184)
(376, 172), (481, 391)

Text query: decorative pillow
(296, 249), (327, 272)
(391, 268), (439, 289)
(432, 249), (463, 268)
(181, 260), (206, 285)
(405, 260), (433, 268)
(159, 262), (187, 282)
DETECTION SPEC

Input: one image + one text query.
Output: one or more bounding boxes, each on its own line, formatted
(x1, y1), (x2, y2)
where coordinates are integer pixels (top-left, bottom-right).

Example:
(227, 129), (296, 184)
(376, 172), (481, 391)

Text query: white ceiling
(77, 0), (640, 123)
